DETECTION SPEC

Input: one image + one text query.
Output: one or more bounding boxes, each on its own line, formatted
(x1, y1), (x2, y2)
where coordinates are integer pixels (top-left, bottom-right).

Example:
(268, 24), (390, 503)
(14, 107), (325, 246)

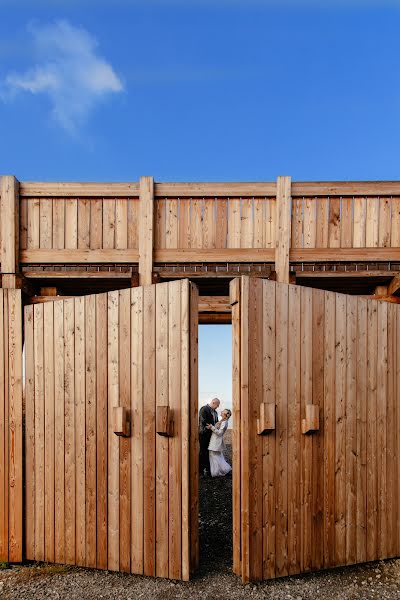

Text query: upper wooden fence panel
(24, 279), (199, 580)
(233, 276), (400, 582)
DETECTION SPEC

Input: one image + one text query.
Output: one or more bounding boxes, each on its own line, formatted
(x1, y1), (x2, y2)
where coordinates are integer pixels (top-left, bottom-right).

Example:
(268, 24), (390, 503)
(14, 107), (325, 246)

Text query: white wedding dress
(208, 420), (232, 477)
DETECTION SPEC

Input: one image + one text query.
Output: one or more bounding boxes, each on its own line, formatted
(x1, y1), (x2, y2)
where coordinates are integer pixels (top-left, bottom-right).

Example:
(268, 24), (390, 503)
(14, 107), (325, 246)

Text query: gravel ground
(2, 438), (400, 599)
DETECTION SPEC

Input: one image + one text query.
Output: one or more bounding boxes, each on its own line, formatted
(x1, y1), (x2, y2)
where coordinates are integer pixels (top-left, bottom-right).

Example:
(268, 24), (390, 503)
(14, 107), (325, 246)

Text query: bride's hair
(216, 409), (232, 428)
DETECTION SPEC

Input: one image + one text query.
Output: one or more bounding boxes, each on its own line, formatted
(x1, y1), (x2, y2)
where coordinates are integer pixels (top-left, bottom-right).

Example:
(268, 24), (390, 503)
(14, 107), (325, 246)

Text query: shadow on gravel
(197, 440), (233, 577)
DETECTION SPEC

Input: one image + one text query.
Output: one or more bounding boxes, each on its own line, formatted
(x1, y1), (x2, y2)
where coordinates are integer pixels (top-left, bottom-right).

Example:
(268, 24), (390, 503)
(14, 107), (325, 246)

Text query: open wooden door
(24, 279), (199, 581)
(231, 276), (400, 582)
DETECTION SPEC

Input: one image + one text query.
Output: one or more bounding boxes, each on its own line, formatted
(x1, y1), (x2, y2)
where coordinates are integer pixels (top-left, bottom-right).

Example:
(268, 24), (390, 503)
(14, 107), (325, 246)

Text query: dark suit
(199, 404), (218, 475)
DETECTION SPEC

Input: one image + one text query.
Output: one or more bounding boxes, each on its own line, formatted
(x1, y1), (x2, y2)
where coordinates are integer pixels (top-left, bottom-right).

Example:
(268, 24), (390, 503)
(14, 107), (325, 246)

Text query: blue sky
(1, 1), (398, 412)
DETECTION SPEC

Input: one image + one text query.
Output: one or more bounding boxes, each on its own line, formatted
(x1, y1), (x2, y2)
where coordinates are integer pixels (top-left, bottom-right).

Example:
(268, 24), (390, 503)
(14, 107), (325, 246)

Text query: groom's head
(209, 398), (220, 410)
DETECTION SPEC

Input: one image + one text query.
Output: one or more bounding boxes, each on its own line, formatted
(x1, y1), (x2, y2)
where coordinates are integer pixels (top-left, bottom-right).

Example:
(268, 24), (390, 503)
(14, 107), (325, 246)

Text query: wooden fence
(232, 276), (400, 582)
(24, 280), (199, 580)
(0, 290), (22, 564)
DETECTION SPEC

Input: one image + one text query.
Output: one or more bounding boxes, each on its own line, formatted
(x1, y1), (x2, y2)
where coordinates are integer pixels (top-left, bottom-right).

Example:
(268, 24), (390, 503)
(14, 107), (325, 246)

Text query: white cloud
(2, 20), (123, 133)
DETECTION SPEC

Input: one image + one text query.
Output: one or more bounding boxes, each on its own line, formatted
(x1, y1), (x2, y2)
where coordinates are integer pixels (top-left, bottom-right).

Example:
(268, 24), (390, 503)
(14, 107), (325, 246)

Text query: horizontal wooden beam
(296, 270), (397, 279)
(198, 313), (232, 324)
(21, 249), (140, 264)
(19, 182), (139, 197)
(154, 182), (277, 198)
(23, 271), (135, 279)
(291, 181), (400, 197)
(358, 294), (400, 304)
(290, 248), (400, 262)
(198, 296), (231, 313)
(154, 249), (275, 263)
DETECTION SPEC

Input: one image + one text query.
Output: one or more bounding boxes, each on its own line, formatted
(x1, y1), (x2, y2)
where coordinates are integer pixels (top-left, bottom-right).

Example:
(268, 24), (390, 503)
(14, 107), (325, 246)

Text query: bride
(206, 409), (232, 477)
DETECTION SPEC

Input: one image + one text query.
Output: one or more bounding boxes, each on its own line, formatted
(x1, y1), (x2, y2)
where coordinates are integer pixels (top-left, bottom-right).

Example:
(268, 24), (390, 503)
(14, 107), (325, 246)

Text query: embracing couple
(199, 397), (232, 478)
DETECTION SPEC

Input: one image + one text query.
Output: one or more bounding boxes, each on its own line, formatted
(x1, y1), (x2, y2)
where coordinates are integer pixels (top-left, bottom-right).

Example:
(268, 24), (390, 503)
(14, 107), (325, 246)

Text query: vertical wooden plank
(127, 199), (139, 249)
(155, 283), (169, 578)
(0, 293), (5, 562)
(115, 199), (128, 249)
(311, 289), (324, 571)
(391, 197), (400, 247)
(85, 294), (97, 568)
(334, 293), (346, 565)
(356, 298), (367, 563)
(340, 197), (353, 248)
(107, 291), (119, 571)
(119, 289), (131, 573)
(240, 277), (250, 582)
(179, 199), (191, 249)
(240, 198), (253, 248)
(27, 198), (40, 250)
(3, 294), (9, 560)
(191, 199), (203, 248)
(65, 199), (78, 249)
(43, 302), (55, 563)
(366, 197), (379, 247)
(189, 283), (199, 573)
(248, 278), (263, 581)
(54, 300), (65, 564)
(75, 297), (86, 566)
(287, 284), (301, 575)
(131, 286), (144, 574)
(303, 198), (316, 247)
(328, 197), (341, 248)
(387, 304), (397, 558)
(40, 199), (52, 249)
(300, 287), (312, 572)
(24, 303), (35, 560)
(262, 280), (276, 580)
(181, 280), (191, 581)
(102, 198), (116, 249)
(53, 199), (65, 249)
(90, 198), (103, 249)
(253, 198), (264, 248)
(64, 299), (75, 564)
(265, 199), (275, 248)
(169, 281), (182, 580)
(165, 199), (179, 249)
(155, 199), (166, 250)
(77, 199), (90, 249)
(96, 294), (108, 570)
(378, 197), (391, 247)
(1, 176), (19, 288)
(33, 303), (45, 561)
(377, 302), (388, 559)
(353, 197), (366, 248)
(366, 301), (378, 561)
(20, 197), (28, 250)
(275, 282), (289, 577)
(323, 291), (335, 568)
(139, 176), (154, 286)
(345, 295), (357, 565)
(291, 198), (303, 248)
(203, 199), (216, 249)
(228, 198), (241, 248)
(231, 279), (242, 576)
(316, 198), (329, 248)
(7, 291), (22, 563)
(215, 199), (227, 249)
(275, 176), (291, 283)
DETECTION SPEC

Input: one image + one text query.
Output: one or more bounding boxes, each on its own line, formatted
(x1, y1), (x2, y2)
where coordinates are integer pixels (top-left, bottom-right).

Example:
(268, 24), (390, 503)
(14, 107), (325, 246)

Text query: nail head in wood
(156, 405), (174, 437)
(257, 402), (276, 435)
(302, 404), (319, 434)
(113, 406), (131, 437)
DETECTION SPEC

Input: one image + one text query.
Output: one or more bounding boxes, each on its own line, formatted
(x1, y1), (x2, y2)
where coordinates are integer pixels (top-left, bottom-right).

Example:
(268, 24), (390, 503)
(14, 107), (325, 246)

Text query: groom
(199, 397), (220, 477)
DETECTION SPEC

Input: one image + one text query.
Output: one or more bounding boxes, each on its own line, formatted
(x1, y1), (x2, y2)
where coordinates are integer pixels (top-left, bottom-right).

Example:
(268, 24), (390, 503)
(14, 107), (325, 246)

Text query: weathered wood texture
(234, 276), (400, 582)
(0, 290), (23, 563)
(24, 280), (198, 580)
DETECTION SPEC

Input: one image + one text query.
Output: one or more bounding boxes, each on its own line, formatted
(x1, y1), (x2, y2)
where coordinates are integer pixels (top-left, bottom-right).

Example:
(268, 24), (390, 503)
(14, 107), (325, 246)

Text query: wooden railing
(3, 176), (400, 285)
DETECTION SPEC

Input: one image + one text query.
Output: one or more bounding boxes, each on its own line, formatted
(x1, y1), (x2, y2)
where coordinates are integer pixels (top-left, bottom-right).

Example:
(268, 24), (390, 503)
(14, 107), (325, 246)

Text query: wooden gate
(231, 276), (400, 582)
(24, 279), (199, 581)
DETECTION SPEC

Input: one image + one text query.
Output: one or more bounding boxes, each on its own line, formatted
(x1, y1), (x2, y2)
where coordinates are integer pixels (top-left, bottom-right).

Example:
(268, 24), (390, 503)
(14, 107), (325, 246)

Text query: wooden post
(1, 176), (20, 289)
(139, 176), (154, 287)
(275, 176), (291, 284)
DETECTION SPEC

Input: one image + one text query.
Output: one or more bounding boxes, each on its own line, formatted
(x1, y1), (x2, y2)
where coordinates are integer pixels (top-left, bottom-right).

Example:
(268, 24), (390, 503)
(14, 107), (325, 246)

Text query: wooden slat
(356, 298), (367, 563)
(328, 197), (340, 248)
(366, 301), (378, 561)
(131, 286), (144, 573)
(43, 302), (55, 563)
(353, 197), (366, 248)
(155, 283), (169, 577)
(240, 276), (250, 582)
(181, 280), (191, 581)
(189, 283), (199, 573)
(21, 249), (139, 263)
(53, 199), (65, 249)
(1, 177), (19, 288)
(115, 199), (128, 250)
(96, 294), (108, 570)
(292, 181), (400, 197)
(107, 291), (119, 571)
(64, 299), (75, 564)
(0, 294), (5, 562)
(155, 182), (276, 197)
(377, 302), (388, 558)
(75, 297), (86, 566)
(275, 177), (291, 283)
(65, 199), (78, 250)
(54, 300), (65, 564)
(24, 304), (35, 560)
(334, 293), (346, 565)
(20, 182), (139, 197)
(345, 295), (357, 565)
(33, 304), (45, 561)
(85, 294), (97, 568)
(139, 176), (154, 286)
(143, 285), (156, 576)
